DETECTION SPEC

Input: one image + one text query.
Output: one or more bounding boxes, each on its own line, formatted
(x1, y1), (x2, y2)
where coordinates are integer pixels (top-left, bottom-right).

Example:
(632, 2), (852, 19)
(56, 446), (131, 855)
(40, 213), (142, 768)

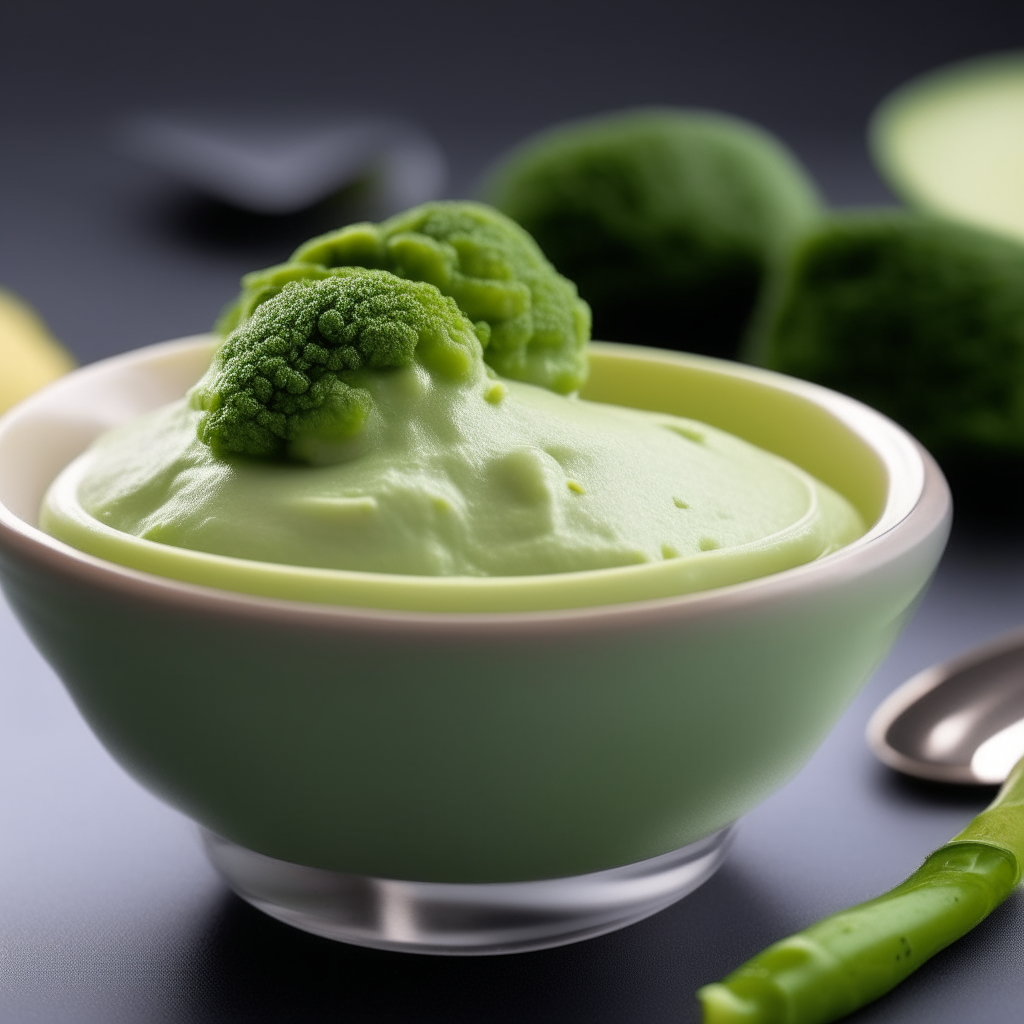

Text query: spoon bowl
(867, 627), (1024, 784)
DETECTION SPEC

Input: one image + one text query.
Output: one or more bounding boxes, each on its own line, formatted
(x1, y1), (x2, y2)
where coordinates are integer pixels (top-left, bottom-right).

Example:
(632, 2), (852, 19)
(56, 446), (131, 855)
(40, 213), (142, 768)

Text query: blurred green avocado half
(746, 212), (1024, 508)
(871, 51), (1024, 243)
(483, 109), (822, 359)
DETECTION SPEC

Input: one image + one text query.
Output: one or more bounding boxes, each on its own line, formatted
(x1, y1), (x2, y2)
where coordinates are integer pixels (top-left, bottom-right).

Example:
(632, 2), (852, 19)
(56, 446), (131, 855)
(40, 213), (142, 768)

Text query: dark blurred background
(2, 0), (1022, 363)
(3, 5), (1024, 1023)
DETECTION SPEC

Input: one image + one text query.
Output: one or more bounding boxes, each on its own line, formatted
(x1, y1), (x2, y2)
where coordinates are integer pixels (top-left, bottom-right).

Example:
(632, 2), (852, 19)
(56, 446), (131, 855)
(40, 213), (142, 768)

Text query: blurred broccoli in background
(483, 109), (821, 358)
(746, 212), (1024, 502)
(193, 270), (480, 462)
(218, 201), (590, 395)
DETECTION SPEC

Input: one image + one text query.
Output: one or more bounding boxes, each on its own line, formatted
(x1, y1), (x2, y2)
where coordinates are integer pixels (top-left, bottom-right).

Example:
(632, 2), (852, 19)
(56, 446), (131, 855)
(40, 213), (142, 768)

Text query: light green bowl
(0, 337), (949, 885)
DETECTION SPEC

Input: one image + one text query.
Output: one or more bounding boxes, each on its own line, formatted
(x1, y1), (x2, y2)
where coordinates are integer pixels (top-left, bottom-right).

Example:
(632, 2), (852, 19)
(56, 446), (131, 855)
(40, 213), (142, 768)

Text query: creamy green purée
(42, 271), (864, 608)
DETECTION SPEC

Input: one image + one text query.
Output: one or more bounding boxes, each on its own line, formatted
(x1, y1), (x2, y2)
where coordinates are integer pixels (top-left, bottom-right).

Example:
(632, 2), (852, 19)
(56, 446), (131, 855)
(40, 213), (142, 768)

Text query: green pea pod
(698, 756), (1024, 1024)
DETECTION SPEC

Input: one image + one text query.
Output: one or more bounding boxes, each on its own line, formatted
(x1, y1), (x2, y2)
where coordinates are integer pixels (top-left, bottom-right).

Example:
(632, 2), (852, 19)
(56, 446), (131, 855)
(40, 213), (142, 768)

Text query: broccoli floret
(483, 108), (821, 359)
(215, 262), (346, 337)
(746, 212), (1024, 491)
(192, 270), (480, 461)
(217, 201), (591, 394)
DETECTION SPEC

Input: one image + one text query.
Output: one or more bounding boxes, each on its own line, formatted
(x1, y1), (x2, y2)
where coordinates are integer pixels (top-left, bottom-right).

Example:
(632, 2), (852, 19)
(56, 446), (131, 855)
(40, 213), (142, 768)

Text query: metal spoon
(115, 112), (447, 216)
(867, 626), (1024, 784)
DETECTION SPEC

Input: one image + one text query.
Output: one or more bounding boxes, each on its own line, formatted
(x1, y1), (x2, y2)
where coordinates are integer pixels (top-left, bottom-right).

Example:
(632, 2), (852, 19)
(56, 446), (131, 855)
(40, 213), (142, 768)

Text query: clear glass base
(202, 826), (735, 955)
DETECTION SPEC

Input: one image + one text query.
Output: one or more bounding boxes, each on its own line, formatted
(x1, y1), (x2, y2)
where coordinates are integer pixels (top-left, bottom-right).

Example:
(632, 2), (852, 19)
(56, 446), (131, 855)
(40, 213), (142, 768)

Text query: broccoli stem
(697, 756), (1024, 1024)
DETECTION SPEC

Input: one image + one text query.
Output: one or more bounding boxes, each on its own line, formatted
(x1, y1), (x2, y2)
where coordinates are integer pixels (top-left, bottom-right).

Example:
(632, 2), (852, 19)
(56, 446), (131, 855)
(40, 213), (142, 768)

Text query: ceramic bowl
(0, 336), (950, 953)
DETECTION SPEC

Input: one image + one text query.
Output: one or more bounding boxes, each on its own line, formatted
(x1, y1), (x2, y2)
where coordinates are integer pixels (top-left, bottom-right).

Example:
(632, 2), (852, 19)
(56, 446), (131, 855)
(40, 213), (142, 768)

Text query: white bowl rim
(0, 336), (951, 634)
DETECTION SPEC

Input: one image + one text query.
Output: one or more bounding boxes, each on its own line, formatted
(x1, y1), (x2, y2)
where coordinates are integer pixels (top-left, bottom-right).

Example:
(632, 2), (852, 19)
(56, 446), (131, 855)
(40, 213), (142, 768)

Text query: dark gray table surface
(2, 118), (1024, 1023)
(4, 528), (1024, 1024)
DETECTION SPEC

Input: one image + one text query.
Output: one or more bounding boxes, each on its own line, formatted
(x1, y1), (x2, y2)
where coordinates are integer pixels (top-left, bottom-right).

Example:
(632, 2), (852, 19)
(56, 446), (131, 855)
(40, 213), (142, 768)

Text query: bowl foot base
(201, 826), (734, 955)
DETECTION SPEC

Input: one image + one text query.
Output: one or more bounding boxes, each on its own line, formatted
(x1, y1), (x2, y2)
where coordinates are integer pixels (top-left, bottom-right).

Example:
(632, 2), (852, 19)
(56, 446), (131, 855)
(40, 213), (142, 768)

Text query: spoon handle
(696, 757), (1024, 1024)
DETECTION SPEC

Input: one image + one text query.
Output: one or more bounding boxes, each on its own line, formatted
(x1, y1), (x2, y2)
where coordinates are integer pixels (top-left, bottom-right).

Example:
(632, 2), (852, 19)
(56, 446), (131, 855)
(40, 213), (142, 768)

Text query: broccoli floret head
(483, 108), (821, 359)
(217, 201), (591, 394)
(746, 211), (1024, 498)
(192, 269), (480, 462)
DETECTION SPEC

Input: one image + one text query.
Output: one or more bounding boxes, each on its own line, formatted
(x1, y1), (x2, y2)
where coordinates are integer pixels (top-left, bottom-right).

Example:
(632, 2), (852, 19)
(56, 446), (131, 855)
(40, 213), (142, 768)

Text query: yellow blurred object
(0, 289), (76, 414)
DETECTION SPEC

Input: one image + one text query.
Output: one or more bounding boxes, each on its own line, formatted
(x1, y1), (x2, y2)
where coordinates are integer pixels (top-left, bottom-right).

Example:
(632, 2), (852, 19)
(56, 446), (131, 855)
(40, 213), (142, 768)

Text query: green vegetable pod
(697, 756), (1024, 1023)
